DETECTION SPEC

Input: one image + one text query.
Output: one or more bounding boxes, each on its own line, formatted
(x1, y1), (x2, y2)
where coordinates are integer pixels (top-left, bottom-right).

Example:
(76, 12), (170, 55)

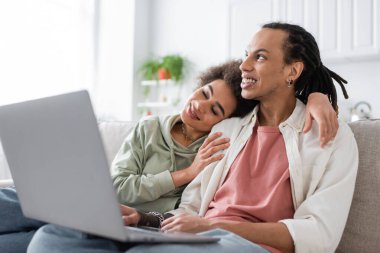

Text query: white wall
(0, 0), (95, 106)
(95, 0), (135, 121)
(136, 0), (380, 120)
(150, 0), (230, 71)
(330, 60), (380, 120)
(131, 0), (231, 118)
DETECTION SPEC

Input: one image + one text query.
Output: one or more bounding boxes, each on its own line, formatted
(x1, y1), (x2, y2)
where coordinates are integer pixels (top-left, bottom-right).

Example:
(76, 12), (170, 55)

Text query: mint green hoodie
(111, 115), (206, 213)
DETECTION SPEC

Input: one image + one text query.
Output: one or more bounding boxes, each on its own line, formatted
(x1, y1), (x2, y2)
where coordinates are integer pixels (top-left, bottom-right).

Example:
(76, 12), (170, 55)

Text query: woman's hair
(262, 22), (348, 112)
(197, 60), (258, 117)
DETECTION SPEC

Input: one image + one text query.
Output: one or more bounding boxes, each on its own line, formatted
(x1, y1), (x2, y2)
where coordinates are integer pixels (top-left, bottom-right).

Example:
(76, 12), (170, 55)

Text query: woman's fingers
(201, 137), (230, 154)
(202, 142), (229, 157)
(318, 114), (338, 147)
(331, 113), (339, 138)
(205, 137), (230, 148)
(120, 205), (140, 225)
(122, 213), (140, 225)
(204, 154), (225, 165)
(303, 111), (313, 133)
(120, 204), (136, 215)
(199, 132), (222, 149)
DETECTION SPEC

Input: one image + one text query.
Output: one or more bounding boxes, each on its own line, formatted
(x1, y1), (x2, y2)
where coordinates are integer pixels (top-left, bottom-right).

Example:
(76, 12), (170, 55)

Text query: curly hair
(196, 60), (258, 117)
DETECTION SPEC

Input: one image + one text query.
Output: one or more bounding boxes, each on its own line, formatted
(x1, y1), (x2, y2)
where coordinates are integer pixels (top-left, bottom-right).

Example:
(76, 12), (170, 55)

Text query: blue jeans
(28, 224), (270, 253)
(0, 187), (45, 253)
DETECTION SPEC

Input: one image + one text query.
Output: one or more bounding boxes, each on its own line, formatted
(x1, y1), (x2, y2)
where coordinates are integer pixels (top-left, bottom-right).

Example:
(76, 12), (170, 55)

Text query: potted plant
(139, 54), (187, 83)
(138, 54), (188, 111)
(139, 57), (161, 80)
(160, 54), (185, 82)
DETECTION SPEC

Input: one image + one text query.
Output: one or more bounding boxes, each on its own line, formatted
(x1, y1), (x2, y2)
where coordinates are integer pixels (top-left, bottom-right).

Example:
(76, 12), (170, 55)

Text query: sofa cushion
(98, 121), (135, 166)
(336, 120), (380, 253)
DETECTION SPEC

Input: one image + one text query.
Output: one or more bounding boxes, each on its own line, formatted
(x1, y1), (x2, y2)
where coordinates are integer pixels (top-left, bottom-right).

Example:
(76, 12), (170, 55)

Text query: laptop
(0, 90), (218, 243)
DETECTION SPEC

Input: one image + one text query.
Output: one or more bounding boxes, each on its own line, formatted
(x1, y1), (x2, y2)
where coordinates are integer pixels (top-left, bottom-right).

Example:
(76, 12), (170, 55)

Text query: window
(0, 0), (96, 180)
(0, 0), (96, 106)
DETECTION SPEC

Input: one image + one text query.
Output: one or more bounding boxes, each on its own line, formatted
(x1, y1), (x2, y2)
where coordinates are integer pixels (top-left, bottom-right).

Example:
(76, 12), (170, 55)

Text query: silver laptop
(0, 90), (218, 243)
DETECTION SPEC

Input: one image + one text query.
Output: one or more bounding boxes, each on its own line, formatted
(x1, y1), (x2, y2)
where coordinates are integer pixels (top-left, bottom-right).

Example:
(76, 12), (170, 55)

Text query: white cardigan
(170, 99), (359, 253)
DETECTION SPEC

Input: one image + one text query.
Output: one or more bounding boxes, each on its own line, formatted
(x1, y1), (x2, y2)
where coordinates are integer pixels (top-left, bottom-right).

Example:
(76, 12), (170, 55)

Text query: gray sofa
(336, 120), (380, 253)
(0, 120), (379, 252)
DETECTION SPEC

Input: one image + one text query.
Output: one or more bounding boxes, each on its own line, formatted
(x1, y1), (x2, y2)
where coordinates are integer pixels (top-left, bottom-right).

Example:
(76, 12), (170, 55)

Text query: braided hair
(262, 22), (348, 112)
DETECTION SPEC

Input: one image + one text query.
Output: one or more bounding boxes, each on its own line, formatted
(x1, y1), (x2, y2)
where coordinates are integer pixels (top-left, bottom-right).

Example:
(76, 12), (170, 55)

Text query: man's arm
(213, 221), (294, 253)
(161, 214), (294, 253)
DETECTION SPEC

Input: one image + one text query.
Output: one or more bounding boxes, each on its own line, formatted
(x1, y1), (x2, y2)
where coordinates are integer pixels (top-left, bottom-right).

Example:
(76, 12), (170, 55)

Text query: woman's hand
(304, 92), (339, 147)
(187, 132), (230, 178)
(171, 132), (230, 188)
(161, 214), (212, 233)
(120, 204), (140, 226)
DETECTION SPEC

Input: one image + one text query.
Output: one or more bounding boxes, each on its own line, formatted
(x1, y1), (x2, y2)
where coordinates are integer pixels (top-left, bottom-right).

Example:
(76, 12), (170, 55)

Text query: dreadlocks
(262, 22), (348, 112)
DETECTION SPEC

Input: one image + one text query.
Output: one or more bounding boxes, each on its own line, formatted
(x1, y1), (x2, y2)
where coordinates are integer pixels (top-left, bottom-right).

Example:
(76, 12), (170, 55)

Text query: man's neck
(258, 96), (296, 127)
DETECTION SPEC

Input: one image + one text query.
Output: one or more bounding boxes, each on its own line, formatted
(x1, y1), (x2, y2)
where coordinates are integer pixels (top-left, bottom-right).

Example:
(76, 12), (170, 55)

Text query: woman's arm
(304, 92), (339, 147)
(112, 122), (175, 205)
(113, 122), (230, 205)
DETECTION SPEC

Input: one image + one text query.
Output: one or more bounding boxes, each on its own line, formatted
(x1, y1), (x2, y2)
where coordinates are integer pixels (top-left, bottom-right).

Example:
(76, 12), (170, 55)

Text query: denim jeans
(0, 187), (45, 253)
(28, 224), (270, 253)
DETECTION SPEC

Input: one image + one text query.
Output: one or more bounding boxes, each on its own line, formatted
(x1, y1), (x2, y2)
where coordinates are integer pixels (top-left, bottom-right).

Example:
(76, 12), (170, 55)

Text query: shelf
(141, 79), (175, 86)
(137, 101), (172, 108)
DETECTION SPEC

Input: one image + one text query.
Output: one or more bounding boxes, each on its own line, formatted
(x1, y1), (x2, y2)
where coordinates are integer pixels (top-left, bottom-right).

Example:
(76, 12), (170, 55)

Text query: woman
(110, 60), (256, 213)
(27, 23), (358, 253)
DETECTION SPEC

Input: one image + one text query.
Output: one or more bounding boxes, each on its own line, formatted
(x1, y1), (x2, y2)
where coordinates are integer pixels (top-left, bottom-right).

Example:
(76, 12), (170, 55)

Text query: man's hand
(304, 93), (339, 147)
(161, 214), (212, 233)
(120, 205), (140, 226)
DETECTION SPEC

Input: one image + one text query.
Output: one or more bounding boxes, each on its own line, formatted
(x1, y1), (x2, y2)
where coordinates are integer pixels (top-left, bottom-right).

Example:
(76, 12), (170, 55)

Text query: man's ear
(288, 61), (304, 81)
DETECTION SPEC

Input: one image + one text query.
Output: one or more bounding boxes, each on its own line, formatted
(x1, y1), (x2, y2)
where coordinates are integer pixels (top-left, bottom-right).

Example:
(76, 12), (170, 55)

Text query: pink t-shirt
(204, 125), (294, 252)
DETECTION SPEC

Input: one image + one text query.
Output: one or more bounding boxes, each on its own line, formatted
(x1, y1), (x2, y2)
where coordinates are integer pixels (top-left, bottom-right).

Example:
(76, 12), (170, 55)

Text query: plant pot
(158, 68), (171, 80)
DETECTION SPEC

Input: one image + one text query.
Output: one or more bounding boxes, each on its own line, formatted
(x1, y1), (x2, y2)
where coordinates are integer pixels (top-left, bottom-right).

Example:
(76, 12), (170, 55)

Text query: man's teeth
(243, 78), (257, 84)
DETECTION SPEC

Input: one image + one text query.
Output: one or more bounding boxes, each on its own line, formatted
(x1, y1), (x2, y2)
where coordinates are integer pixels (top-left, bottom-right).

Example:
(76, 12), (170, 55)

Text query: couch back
(97, 121), (136, 166)
(336, 119), (380, 253)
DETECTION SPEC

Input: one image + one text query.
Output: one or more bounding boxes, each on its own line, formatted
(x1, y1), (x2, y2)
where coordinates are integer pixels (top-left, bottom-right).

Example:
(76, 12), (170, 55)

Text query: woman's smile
(186, 103), (199, 120)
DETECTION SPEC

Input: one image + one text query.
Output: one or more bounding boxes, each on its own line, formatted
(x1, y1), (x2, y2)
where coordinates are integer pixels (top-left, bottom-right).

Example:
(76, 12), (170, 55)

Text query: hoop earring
(287, 79), (294, 87)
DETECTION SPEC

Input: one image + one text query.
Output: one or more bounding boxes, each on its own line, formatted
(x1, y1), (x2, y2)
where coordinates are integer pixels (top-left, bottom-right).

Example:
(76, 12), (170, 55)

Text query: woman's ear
(288, 61), (304, 81)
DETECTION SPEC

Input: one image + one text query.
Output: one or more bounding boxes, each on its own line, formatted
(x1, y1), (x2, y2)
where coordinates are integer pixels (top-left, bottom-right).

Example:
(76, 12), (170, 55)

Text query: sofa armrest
(0, 179), (14, 187)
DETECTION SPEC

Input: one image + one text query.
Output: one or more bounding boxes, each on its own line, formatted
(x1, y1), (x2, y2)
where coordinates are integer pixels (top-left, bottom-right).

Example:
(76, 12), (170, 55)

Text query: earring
(287, 79), (294, 87)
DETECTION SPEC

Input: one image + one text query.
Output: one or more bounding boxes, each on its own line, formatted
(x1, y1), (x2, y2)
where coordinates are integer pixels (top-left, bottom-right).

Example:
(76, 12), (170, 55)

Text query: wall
(330, 60), (380, 120)
(131, 0), (231, 119)
(135, 0), (380, 120)
(94, 0), (135, 121)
